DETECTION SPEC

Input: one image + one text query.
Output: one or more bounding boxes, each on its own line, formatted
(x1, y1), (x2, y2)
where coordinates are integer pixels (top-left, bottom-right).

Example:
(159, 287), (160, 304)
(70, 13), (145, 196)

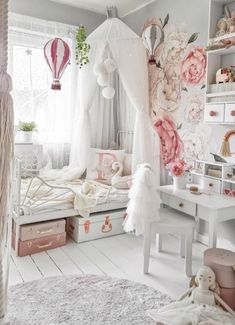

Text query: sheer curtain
(8, 13), (78, 168)
(89, 72), (135, 152)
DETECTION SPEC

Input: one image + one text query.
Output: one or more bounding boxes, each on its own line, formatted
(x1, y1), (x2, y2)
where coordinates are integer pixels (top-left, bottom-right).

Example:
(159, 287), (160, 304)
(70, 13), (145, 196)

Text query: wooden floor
(9, 233), (207, 299)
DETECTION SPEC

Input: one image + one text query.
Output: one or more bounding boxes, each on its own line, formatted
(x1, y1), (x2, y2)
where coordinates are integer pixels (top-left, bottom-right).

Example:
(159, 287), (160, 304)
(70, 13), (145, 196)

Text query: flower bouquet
(167, 159), (191, 189)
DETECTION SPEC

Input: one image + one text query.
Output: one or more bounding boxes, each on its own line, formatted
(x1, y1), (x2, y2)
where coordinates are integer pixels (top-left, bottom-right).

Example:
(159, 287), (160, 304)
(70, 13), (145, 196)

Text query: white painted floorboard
(9, 233), (206, 299)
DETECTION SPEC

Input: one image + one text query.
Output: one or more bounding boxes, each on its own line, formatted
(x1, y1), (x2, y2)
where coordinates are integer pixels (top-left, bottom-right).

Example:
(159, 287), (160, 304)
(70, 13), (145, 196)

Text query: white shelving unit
(191, 159), (235, 195)
(205, 0), (235, 124)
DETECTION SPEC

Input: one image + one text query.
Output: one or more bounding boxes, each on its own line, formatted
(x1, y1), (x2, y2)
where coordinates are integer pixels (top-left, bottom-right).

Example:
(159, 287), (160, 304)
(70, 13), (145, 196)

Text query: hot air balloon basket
(51, 80), (61, 90)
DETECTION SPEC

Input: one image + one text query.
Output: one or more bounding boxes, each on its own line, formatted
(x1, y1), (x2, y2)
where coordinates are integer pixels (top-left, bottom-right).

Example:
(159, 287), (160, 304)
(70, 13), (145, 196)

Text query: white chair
(143, 207), (195, 277)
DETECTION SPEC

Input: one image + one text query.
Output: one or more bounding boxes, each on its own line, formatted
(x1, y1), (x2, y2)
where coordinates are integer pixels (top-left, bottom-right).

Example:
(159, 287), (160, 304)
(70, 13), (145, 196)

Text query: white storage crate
(67, 209), (127, 243)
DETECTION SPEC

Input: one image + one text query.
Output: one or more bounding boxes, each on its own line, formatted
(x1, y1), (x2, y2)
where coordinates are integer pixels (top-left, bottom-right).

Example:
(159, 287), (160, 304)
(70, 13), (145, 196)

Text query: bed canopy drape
(70, 16), (159, 177)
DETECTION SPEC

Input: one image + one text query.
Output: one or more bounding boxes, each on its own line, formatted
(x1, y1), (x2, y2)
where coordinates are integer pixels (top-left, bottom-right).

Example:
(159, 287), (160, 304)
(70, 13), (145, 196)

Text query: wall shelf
(207, 46), (235, 56)
(192, 160), (235, 195)
(205, 0), (235, 124)
(209, 31), (235, 44)
(206, 91), (235, 97)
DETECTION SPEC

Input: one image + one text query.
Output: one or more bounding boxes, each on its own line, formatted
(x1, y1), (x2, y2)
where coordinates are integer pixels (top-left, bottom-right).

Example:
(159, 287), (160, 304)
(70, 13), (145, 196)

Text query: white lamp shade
(102, 86), (115, 99)
(97, 73), (109, 87)
(104, 58), (117, 73)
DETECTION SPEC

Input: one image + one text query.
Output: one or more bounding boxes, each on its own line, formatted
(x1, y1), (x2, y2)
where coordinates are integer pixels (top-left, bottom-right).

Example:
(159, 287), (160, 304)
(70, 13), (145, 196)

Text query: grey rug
(7, 275), (172, 325)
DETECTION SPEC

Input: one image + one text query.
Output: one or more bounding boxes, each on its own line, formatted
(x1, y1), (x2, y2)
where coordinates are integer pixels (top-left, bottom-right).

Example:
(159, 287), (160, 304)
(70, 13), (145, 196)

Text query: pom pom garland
(97, 73), (109, 87)
(104, 58), (117, 73)
(102, 86), (115, 99)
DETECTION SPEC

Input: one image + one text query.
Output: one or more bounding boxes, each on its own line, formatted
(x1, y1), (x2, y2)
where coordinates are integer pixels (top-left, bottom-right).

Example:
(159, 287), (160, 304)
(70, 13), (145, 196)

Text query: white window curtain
(8, 13), (78, 168)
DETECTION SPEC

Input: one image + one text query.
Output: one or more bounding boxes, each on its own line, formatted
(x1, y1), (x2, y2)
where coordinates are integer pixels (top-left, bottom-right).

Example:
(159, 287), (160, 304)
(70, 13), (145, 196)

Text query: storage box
(13, 219), (66, 241)
(67, 209), (127, 243)
(12, 232), (66, 257)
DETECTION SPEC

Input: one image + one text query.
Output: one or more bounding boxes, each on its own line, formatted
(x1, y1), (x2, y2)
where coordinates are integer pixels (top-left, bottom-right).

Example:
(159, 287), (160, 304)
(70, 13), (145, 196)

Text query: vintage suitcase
(67, 209), (126, 243)
(12, 232), (66, 257)
(13, 219), (66, 241)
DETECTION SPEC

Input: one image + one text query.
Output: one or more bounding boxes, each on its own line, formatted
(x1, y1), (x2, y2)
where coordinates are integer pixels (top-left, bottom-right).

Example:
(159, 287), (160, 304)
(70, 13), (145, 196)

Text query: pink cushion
(204, 248), (235, 288)
(87, 149), (125, 184)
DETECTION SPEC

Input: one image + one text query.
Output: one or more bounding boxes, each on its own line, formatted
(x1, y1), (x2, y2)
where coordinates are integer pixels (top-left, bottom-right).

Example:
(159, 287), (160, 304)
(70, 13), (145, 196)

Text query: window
(9, 14), (77, 168)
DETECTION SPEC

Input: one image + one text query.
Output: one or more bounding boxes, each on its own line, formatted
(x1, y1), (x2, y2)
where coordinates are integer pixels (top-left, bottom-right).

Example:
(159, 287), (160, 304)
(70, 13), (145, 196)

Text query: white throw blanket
(147, 297), (235, 325)
(20, 167), (112, 217)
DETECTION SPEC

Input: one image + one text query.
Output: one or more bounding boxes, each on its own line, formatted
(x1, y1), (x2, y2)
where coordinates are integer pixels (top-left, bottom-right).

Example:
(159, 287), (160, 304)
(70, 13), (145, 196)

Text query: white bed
(12, 158), (129, 255)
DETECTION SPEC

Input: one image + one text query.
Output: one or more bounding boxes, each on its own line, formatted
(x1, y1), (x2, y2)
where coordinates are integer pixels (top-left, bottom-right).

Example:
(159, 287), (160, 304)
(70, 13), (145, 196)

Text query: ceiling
(50, 0), (156, 17)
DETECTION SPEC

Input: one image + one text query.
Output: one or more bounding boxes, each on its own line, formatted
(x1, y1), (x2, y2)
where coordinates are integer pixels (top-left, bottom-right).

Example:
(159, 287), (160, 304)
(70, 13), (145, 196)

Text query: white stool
(143, 207), (195, 277)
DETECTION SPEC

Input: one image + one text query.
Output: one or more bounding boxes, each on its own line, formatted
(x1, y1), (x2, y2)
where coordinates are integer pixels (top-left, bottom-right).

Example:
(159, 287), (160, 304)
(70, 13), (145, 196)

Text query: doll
(216, 17), (228, 37)
(147, 266), (235, 325)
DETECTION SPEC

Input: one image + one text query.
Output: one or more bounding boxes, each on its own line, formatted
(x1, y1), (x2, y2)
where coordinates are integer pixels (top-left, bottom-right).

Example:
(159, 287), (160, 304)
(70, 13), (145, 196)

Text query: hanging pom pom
(97, 73), (109, 87)
(102, 86), (115, 99)
(93, 62), (106, 76)
(104, 58), (117, 73)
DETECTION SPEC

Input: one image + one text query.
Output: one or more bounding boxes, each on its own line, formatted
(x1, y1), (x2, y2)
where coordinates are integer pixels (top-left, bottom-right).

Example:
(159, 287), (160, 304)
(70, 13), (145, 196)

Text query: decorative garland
(75, 25), (90, 68)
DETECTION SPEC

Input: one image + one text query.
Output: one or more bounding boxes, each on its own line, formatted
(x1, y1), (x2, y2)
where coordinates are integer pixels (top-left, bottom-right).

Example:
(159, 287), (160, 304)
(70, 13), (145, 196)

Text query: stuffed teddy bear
(147, 266), (235, 325)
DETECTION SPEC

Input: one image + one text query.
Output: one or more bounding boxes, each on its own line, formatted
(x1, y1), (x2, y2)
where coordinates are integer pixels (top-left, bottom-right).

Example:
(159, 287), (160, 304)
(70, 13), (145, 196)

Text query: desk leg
(143, 222), (152, 274)
(208, 210), (217, 248)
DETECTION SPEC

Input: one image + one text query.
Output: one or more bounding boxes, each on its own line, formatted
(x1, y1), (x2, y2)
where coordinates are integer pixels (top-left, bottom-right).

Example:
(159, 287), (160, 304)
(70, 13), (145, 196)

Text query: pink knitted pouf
(220, 287), (235, 310)
(204, 248), (235, 310)
(204, 248), (235, 288)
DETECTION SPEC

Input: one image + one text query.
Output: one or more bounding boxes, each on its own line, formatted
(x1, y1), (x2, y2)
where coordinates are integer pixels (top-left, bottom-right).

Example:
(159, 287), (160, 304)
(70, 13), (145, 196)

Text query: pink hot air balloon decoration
(44, 38), (70, 90)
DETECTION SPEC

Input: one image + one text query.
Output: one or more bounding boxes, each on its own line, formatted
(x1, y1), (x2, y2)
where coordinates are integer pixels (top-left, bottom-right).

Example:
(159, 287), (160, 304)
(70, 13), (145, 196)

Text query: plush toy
(216, 17), (228, 37)
(147, 266), (235, 325)
(227, 11), (235, 34)
(111, 161), (132, 189)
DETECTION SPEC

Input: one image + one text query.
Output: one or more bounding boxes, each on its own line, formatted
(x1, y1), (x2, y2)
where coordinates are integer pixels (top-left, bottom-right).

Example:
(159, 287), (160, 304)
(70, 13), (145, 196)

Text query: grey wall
(124, 0), (209, 44)
(124, 0), (235, 251)
(9, 0), (105, 33)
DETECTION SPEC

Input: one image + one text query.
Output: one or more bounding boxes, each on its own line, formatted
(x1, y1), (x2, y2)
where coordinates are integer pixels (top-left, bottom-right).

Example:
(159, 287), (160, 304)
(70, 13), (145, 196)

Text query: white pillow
(87, 148), (125, 184)
(123, 153), (132, 176)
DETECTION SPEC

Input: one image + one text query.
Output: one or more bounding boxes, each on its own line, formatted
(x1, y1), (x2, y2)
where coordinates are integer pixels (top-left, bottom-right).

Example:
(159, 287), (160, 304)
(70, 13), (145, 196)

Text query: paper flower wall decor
(44, 38), (70, 90)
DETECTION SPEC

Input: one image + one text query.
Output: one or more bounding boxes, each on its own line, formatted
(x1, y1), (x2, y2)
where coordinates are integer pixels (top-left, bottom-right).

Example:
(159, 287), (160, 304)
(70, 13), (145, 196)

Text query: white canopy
(70, 17), (159, 177)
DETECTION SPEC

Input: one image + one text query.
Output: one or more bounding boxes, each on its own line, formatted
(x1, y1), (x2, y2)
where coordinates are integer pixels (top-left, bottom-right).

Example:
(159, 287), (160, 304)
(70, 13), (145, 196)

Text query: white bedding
(20, 167), (128, 217)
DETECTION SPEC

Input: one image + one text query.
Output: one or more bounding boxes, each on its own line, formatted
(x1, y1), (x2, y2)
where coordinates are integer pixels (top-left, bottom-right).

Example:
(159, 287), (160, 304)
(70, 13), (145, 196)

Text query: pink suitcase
(220, 287), (235, 311)
(12, 232), (66, 257)
(13, 219), (65, 241)
(204, 248), (235, 288)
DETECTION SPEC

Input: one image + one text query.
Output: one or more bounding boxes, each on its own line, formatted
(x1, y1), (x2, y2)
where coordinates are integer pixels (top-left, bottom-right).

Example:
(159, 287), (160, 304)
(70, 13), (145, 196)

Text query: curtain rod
(9, 26), (75, 39)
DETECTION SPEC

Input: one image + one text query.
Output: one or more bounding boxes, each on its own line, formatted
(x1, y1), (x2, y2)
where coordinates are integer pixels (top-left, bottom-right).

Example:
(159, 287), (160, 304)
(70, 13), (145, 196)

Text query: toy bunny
(147, 266), (235, 325)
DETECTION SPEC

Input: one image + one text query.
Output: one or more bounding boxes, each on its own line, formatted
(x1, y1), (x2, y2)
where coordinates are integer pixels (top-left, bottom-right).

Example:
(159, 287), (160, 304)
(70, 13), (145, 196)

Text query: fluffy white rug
(7, 275), (172, 325)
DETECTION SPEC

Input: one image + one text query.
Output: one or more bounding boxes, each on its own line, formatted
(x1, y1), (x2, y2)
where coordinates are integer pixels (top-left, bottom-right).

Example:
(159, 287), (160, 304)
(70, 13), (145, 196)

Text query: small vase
(17, 131), (33, 143)
(173, 175), (187, 190)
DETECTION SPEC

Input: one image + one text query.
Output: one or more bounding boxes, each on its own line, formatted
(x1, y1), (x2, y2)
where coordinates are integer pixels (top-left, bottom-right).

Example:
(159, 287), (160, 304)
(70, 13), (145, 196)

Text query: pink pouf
(220, 287), (235, 310)
(204, 248), (235, 310)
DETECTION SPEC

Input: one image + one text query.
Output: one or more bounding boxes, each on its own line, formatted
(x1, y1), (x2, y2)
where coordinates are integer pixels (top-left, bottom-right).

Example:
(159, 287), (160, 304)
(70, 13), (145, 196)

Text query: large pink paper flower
(154, 113), (183, 166)
(181, 46), (207, 85)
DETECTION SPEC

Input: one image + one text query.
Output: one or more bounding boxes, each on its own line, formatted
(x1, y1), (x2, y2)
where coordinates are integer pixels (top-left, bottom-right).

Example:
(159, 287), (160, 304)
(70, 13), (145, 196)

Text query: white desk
(159, 185), (235, 248)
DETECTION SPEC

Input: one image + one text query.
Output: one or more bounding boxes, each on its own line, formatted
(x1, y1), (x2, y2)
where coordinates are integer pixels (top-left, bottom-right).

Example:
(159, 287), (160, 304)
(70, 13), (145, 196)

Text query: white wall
(9, 0), (105, 33)
(124, 0), (235, 251)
